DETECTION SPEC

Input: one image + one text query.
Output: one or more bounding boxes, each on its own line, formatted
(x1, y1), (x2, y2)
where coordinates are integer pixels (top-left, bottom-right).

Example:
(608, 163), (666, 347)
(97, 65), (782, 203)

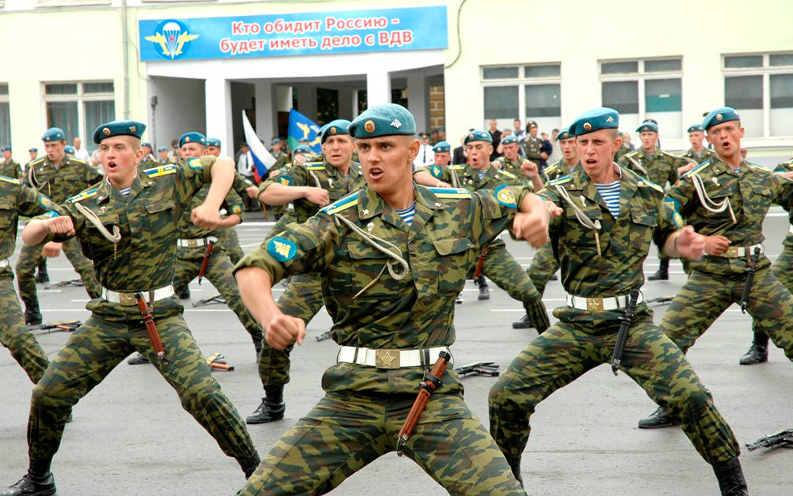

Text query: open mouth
(585, 158), (598, 167)
(107, 161), (118, 172)
(368, 166), (384, 179)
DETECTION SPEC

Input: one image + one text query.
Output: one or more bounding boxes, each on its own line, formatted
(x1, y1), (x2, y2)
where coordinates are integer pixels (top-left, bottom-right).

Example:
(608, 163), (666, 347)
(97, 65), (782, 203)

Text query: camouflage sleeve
(35, 201), (86, 244)
(16, 183), (53, 218)
(232, 171), (254, 197)
(233, 211), (339, 284)
(223, 187), (245, 222)
(258, 163), (308, 194)
(81, 161), (103, 185)
(769, 172), (793, 210)
(537, 186), (564, 234)
(469, 184), (529, 250)
(173, 155), (216, 205)
(413, 164), (450, 183)
(654, 197), (682, 249)
(662, 174), (696, 220)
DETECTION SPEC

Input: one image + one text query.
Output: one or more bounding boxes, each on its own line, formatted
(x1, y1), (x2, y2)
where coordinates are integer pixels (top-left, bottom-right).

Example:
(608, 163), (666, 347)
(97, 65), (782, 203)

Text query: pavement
(2, 205), (793, 495)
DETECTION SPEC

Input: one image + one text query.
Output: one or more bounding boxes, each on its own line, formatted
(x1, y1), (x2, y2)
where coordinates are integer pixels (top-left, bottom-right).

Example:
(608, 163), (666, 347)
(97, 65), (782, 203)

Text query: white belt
(101, 285), (175, 306)
(707, 244), (764, 258)
(0, 258), (8, 269)
(337, 346), (450, 369)
(177, 236), (217, 248)
(566, 292), (644, 311)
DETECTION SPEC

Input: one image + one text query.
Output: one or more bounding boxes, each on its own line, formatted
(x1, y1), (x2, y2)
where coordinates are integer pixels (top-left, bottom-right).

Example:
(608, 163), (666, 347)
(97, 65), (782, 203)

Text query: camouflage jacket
(178, 182), (244, 243)
(539, 166), (677, 323)
(521, 135), (544, 163)
(681, 147), (714, 165)
(619, 148), (680, 188)
(235, 183), (529, 395)
(0, 160), (22, 179)
(259, 158), (365, 224)
(0, 176), (52, 269)
(665, 156), (793, 276)
(613, 144), (634, 163)
(776, 159), (793, 247)
(541, 159), (580, 183)
(417, 163), (529, 192)
(43, 156), (217, 293)
(495, 155), (529, 177)
(232, 171), (255, 199)
(138, 158), (157, 170)
(25, 155), (102, 203)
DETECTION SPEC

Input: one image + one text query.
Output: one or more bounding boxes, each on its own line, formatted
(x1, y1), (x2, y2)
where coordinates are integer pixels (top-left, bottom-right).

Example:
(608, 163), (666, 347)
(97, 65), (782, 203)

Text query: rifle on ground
(740, 247), (761, 314)
(611, 289), (640, 376)
(646, 295), (675, 307)
(745, 429), (793, 451)
(192, 293), (226, 307)
(206, 352), (235, 371)
(28, 320), (82, 334)
(454, 361), (500, 378)
(44, 278), (84, 290)
(316, 330), (332, 342)
(396, 351), (451, 456)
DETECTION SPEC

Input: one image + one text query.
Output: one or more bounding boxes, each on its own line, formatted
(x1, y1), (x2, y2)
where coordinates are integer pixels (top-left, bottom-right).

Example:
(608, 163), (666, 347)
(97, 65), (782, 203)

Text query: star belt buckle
(187, 239), (198, 248)
(118, 292), (138, 306)
(586, 298), (604, 312)
(375, 349), (400, 369)
(725, 246), (740, 258)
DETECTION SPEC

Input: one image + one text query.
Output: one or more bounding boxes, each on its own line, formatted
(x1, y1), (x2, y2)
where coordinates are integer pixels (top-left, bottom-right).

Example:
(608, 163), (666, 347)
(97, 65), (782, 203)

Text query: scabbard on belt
(135, 292), (167, 362)
(198, 239), (215, 285)
(473, 248), (489, 279)
(396, 351), (451, 455)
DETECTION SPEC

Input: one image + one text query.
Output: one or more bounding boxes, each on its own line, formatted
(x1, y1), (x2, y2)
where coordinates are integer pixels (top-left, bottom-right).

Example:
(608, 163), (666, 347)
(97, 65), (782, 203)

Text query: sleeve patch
(548, 174), (572, 186)
(267, 237), (298, 262)
(187, 157), (203, 172)
(494, 184), (517, 208)
(429, 164), (443, 179)
(277, 174), (294, 186)
(66, 188), (99, 204)
(38, 196), (52, 209)
(231, 205), (243, 215)
(43, 210), (59, 218)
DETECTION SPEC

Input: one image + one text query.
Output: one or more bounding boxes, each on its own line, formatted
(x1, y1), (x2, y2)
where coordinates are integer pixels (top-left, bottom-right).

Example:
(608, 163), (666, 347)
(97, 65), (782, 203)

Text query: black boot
(178, 286), (191, 300)
(239, 452), (261, 479)
(246, 386), (285, 424)
(739, 333), (769, 365)
(512, 314), (534, 329)
(2, 459), (56, 496)
(127, 352), (150, 365)
(713, 457), (748, 496)
(23, 299), (42, 327)
(476, 275), (490, 300)
(35, 261), (49, 284)
(504, 455), (523, 487)
(648, 258), (669, 281)
(638, 407), (680, 429)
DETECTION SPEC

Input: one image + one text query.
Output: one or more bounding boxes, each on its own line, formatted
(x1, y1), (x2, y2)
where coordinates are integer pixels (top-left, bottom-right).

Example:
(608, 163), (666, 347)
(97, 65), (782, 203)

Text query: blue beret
(271, 137), (281, 144)
(687, 124), (704, 133)
(501, 135), (518, 146)
(432, 141), (451, 153)
(142, 142), (152, 148)
(42, 127), (65, 142)
(29, 147), (37, 152)
(464, 130), (493, 145)
(555, 127), (573, 141)
(293, 144), (311, 154)
(157, 146), (168, 152)
(569, 108), (619, 136)
(207, 137), (221, 147)
(92, 120), (146, 144)
(179, 132), (207, 148)
(703, 107), (740, 131)
(0, 146), (10, 152)
(321, 119), (351, 143)
(636, 121), (658, 133)
(64, 145), (75, 155)
(348, 103), (416, 138)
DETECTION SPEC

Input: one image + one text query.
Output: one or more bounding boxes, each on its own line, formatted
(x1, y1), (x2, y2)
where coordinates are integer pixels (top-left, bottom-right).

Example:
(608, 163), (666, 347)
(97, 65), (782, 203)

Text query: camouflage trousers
(526, 242), (559, 297)
(0, 274), (49, 383)
(661, 267), (793, 359)
(489, 315), (740, 465)
(478, 239), (541, 304)
(237, 391), (525, 495)
(27, 300), (257, 464)
(16, 237), (101, 303)
(173, 246), (264, 346)
(752, 244), (793, 336)
(217, 226), (245, 266)
(258, 273), (324, 388)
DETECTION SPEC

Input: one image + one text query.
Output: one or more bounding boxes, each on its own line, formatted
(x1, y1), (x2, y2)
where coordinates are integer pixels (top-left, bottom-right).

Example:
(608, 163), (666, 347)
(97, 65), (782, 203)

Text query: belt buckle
(375, 349), (400, 369)
(725, 246), (740, 258)
(187, 239), (198, 248)
(118, 292), (138, 306)
(586, 298), (604, 312)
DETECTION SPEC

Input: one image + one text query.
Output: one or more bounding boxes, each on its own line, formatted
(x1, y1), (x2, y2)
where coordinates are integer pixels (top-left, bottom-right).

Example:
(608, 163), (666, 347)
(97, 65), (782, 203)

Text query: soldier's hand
(292, 154), (307, 166)
(435, 181), (452, 188)
(46, 215), (75, 236)
(521, 160), (539, 179)
(246, 185), (258, 198)
(269, 169), (281, 178)
(678, 162), (696, 175)
(266, 313), (306, 350)
(678, 226), (707, 259)
(513, 210), (551, 248)
(545, 200), (563, 218)
(703, 234), (730, 256)
(491, 160), (502, 169)
(42, 241), (63, 258)
(540, 152), (548, 160)
(191, 204), (223, 230)
(304, 187), (330, 207)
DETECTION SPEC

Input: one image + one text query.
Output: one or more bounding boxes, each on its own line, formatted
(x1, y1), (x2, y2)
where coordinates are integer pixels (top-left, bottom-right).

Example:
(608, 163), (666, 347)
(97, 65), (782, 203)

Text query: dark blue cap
(687, 124), (704, 133)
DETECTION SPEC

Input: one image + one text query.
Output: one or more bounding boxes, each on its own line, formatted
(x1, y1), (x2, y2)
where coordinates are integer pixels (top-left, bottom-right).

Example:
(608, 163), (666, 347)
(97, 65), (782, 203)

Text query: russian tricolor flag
(242, 111), (276, 183)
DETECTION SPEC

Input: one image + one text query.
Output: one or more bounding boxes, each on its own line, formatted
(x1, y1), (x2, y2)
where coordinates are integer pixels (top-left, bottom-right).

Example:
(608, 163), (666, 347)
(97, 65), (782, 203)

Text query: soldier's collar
(358, 186), (384, 220)
(415, 184), (450, 211)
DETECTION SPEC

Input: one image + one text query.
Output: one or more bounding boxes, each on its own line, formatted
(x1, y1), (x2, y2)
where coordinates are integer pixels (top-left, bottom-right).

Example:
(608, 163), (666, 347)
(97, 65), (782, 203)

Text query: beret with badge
(293, 144), (312, 154)
(703, 106), (740, 131)
(568, 107), (619, 136)
(501, 135), (518, 145)
(0, 145), (10, 152)
(464, 129), (493, 145)
(636, 120), (658, 133)
(320, 119), (351, 143)
(178, 131), (207, 148)
(42, 127), (66, 143)
(92, 120), (146, 144)
(207, 137), (221, 147)
(555, 127), (573, 141)
(687, 123), (704, 133)
(348, 103), (416, 138)
(432, 141), (451, 153)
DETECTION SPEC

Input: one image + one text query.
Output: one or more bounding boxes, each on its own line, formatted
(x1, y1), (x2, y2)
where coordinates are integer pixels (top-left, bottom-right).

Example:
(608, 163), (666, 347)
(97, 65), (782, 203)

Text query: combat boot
(739, 332), (769, 365)
(638, 406), (680, 429)
(713, 457), (748, 496)
(23, 299), (42, 326)
(476, 275), (490, 300)
(239, 452), (261, 479)
(34, 261), (49, 284)
(178, 286), (191, 299)
(2, 459), (56, 496)
(647, 258), (669, 281)
(246, 386), (285, 424)
(504, 455), (523, 487)
(512, 314), (534, 329)
(127, 352), (150, 365)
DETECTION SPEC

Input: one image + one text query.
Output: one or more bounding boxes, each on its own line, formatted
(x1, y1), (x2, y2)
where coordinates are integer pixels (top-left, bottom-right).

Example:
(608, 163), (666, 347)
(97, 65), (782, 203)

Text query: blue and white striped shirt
(395, 202), (416, 226)
(594, 180), (621, 218)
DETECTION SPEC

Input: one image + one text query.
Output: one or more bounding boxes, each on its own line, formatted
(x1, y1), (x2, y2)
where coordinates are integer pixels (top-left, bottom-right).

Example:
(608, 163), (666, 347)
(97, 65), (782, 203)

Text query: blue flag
(288, 109), (322, 153)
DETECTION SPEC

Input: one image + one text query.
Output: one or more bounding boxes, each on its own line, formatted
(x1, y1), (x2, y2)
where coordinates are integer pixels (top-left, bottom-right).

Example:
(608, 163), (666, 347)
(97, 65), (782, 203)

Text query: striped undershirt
(108, 178), (131, 197)
(594, 180), (621, 218)
(394, 202), (417, 226)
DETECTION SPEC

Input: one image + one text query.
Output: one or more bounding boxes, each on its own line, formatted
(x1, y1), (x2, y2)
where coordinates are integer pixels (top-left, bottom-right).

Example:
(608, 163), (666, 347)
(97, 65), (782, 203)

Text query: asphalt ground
(3, 181), (793, 494)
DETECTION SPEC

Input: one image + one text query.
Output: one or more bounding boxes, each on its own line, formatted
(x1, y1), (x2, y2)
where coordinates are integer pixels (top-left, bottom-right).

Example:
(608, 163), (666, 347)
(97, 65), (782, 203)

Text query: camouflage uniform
(613, 143), (633, 163)
(235, 184), (528, 495)
(0, 159), (22, 179)
(0, 176), (51, 383)
(216, 173), (256, 265)
(26, 156), (258, 477)
(521, 135), (543, 170)
(489, 166), (740, 472)
(137, 157), (157, 170)
(17, 156), (103, 315)
(495, 155), (528, 177)
(681, 147), (714, 166)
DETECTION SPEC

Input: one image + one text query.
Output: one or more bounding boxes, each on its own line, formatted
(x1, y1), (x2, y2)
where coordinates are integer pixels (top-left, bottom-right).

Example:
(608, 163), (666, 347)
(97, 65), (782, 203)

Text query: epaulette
(496, 169), (517, 180)
(305, 162), (325, 171)
(683, 160), (711, 177)
(624, 151), (639, 159)
(636, 176), (663, 193)
(0, 174), (21, 185)
(428, 187), (471, 199)
(67, 156), (87, 165)
(28, 157), (46, 167)
(321, 192), (359, 215)
(144, 164), (177, 177)
(544, 163), (559, 175)
(448, 165), (466, 170)
(66, 188), (99, 204)
(547, 174), (572, 186)
(745, 161), (764, 171)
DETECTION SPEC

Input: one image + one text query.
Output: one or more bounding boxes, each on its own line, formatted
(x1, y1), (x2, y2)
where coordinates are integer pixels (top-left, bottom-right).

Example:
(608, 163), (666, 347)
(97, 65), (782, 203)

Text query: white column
(204, 77), (233, 154)
(366, 69), (391, 108)
(338, 88), (355, 120)
(254, 80), (275, 145)
(407, 71), (429, 133)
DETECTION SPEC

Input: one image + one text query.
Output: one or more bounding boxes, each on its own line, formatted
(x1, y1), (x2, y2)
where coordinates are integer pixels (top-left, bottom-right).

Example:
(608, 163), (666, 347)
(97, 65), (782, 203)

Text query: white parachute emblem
(163, 22), (182, 59)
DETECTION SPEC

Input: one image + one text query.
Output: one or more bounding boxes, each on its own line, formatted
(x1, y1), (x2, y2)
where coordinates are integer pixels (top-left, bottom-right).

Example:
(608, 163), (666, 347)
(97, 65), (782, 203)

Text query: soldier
(233, 103), (548, 495)
(489, 107), (746, 495)
(521, 120), (546, 170)
(1, 146), (22, 178)
(26, 148), (38, 168)
(269, 137), (288, 172)
(139, 142), (156, 168)
(156, 145), (171, 165)
(247, 119), (365, 425)
(638, 108), (793, 432)
(0, 175), (52, 385)
(495, 135), (535, 177)
(431, 140), (451, 166)
(413, 131), (548, 331)
(16, 127), (102, 325)
(680, 124), (714, 172)
(613, 131), (633, 163)
(1, 120), (260, 496)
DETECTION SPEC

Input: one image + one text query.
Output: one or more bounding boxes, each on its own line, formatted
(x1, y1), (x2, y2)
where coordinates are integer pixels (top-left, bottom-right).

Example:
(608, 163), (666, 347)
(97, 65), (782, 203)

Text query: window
(480, 63), (561, 132)
(0, 84), (9, 148)
(724, 53), (793, 137)
(43, 81), (115, 152)
(599, 58), (683, 138)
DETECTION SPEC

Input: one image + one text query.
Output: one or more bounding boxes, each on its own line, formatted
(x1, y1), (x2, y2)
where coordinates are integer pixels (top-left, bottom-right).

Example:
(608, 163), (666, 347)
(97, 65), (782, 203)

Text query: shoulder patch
(428, 164), (443, 179)
(493, 184), (518, 208)
(187, 157), (203, 172)
(66, 188), (99, 204)
(144, 164), (177, 177)
(496, 169), (517, 179)
(428, 187), (472, 199)
(683, 160), (712, 177)
(321, 192), (359, 215)
(276, 174), (294, 186)
(0, 174), (21, 185)
(636, 176), (664, 193)
(548, 174), (573, 186)
(267, 237), (298, 263)
(304, 162), (325, 171)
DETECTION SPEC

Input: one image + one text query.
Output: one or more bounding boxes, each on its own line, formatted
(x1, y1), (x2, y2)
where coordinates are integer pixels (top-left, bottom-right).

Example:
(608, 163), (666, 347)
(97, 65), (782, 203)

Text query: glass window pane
(602, 81), (639, 114)
(84, 100), (116, 151)
(645, 78), (682, 112)
(524, 64), (560, 78)
(0, 84), (8, 96)
(483, 67), (519, 80)
(525, 84), (560, 118)
(645, 59), (682, 72)
(483, 86), (519, 119)
(724, 55), (763, 69)
(771, 74), (793, 109)
(45, 83), (77, 95)
(0, 102), (10, 147)
(725, 76), (763, 109)
(770, 54), (793, 67)
(601, 61), (638, 74)
(83, 82), (114, 94)
(46, 101), (79, 141)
